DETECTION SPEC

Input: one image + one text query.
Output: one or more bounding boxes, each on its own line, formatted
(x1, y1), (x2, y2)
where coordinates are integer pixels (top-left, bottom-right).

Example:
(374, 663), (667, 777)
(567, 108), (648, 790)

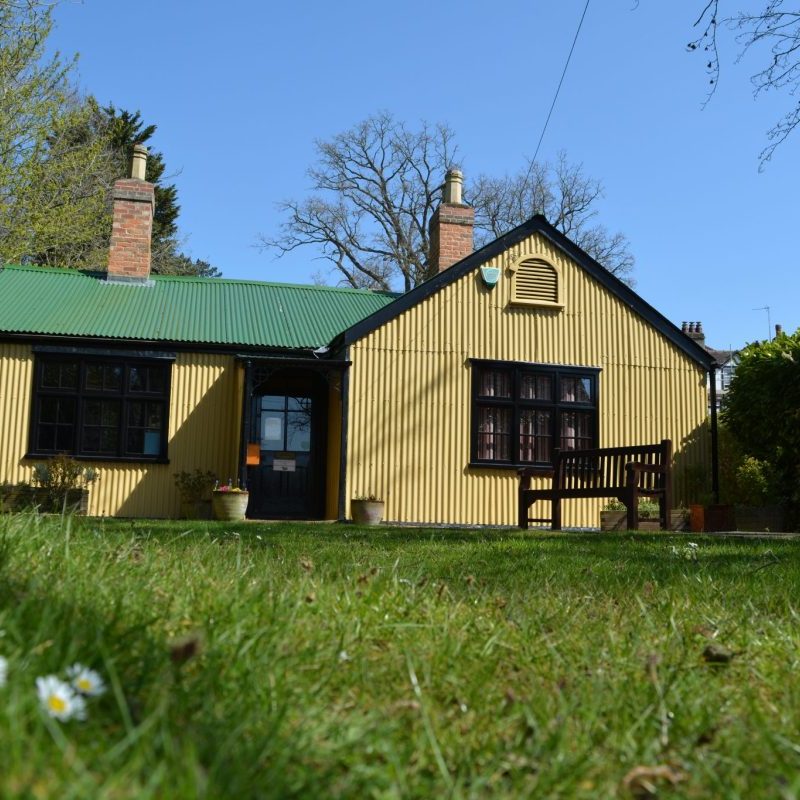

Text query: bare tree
(469, 153), (634, 282)
(263, 113), (456, 292)
(689, 1), (800, 165)
(262, 113), (634, 290)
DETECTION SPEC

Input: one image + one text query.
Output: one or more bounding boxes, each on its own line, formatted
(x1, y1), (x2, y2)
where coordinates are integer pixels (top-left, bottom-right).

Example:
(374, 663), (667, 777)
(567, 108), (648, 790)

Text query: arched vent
(512, 258), (559, 306)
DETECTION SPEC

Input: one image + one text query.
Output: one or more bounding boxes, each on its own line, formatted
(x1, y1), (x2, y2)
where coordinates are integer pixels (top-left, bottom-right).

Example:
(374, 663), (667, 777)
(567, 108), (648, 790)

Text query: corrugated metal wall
(346, 231), (709, 527)
(0, 347), (240, 517)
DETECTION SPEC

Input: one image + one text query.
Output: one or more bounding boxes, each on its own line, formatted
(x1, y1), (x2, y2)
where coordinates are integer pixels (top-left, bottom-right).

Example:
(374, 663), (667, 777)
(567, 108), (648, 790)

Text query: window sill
(468, 461), (554, 475)
(24, 452), (170, 465)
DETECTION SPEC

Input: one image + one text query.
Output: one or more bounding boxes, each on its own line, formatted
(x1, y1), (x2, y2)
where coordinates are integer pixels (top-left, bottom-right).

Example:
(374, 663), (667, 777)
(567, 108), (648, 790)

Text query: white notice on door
(263, 417), (282, 442)
(273, 458), (296, 472)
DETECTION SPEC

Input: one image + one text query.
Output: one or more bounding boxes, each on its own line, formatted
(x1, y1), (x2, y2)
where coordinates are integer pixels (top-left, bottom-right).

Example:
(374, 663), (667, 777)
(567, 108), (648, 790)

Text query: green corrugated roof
(0, 265), (398, 349)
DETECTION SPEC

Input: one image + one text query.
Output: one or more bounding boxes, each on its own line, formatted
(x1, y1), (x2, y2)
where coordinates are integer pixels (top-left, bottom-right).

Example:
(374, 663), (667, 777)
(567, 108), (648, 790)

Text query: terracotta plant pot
(351, 499), (385, 525)
(212, 491), (249, 521)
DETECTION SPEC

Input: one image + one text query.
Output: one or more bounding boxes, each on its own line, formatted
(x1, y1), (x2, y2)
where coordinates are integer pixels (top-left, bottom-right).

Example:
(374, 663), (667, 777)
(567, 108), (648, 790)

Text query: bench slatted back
(552, 441), (670, 493)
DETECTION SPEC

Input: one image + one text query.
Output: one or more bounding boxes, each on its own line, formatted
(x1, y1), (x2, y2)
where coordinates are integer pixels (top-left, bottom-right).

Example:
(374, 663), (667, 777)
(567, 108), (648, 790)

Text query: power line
(531, 0), (592, 166)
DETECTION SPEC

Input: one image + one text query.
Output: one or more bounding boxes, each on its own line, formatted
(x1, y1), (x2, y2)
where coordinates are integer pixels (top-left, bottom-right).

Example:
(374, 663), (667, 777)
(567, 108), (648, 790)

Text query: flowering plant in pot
(212, 479), (249, 521)
(351, 494), (385, 525)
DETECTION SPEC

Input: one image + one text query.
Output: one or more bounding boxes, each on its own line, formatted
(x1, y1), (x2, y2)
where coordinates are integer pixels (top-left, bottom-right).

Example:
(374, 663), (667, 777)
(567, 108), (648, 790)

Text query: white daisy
(36, 675), (86, 721)
(0, 656), (7, 688)
(66, 663), (106, 697)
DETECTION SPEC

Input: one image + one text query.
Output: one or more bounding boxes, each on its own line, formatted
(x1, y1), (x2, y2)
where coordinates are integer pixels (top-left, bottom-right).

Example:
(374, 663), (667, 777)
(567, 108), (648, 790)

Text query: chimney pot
(442, 168), (464, 205)
(131, 144), (148, 181)
(775, 323), (783, 337)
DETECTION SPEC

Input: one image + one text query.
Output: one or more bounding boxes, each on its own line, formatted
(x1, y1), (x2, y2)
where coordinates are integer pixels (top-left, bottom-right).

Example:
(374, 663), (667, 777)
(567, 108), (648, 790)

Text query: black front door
(246, 373), (326, 519)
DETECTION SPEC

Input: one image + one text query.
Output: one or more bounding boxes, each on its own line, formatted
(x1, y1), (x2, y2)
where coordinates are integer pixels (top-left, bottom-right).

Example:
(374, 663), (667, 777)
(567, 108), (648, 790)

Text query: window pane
(42, 363), (61, 388)
(560, 376), (592, 403)
(143, 430), (161, 456)
(560, 411), (593, 451)
(82, 428), (101, 452)
(146, 367), (165, 394)
(129, 367), (144, 392)
(519, 373), (553, 401)
(101, 402), (120, 427)
(42, 361), (78, 389)
(129, 401), (144, 427)
(100, 428), (119, 452)
(127, 429), (143, 453)
(86, 364), (122, 392)
(61, 364), (78, 389)
(477, 407), (511, 461)
(86, 365), (103, 391)
(55, 426), (74, 451)
(37, 425), (56, 451)
(39, 398), (59, 424)
(519, 409), (551, 463)
(287, 396), (310, 412)
(477, 369), (511, 399)
(40, 398), (75, 424)
(261, 395), (284, 411)
(286, 411), (311, 452)
(145, 403), (162, 428)
(261, 412), (283, 447)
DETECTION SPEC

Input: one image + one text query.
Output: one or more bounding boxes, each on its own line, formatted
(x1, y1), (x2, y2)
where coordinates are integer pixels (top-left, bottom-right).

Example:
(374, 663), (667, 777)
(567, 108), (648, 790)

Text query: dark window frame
(469, 359), (600, 471)
(27, 353), (173, 463)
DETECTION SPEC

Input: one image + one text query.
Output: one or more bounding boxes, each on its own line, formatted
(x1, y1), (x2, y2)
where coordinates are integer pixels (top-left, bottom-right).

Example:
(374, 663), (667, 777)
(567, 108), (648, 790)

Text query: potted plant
(212, 479), (249, 521)
(174, 470), (216, 519)
(600, 499), (688, 531)
(351, 494), (385, 525)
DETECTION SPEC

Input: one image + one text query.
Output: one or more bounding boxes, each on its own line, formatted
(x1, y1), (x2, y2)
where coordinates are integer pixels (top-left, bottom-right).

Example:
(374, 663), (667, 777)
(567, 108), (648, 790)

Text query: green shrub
(173, 470), (216, 502)
(30, 454), (97, 512)
(602, 499), (661, 519)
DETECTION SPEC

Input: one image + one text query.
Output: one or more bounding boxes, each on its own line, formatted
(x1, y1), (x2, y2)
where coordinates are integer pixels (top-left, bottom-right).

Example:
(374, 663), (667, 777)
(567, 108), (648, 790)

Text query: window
(29, 353), (172, 461)
(509, 256), (561, 307)
(471, 360), (598, 468)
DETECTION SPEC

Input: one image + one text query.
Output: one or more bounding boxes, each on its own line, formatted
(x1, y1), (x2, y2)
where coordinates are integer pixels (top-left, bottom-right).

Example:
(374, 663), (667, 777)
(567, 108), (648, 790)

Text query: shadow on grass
(0, 519), (357, 798)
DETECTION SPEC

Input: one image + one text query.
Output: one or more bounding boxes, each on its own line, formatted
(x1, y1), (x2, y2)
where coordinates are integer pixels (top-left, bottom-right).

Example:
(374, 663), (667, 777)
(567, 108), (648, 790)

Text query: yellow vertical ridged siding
(346, 231), (709, 527)
(0, 348), (241, 517)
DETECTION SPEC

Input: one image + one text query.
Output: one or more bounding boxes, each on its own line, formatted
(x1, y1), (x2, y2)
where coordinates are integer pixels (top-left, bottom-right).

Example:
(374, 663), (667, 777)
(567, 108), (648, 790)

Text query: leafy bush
(602, 499), (661, 519)
(173, 470), (216, 502)
(30, 454), (97, 512)
(722, 328), (800, 526)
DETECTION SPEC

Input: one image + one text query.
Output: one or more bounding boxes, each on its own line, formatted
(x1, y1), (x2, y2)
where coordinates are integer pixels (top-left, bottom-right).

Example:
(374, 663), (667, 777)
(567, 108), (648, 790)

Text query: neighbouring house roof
(0, 265), (397, 351)
(333, 215), (716, 371)
(705, 347), (738, 367)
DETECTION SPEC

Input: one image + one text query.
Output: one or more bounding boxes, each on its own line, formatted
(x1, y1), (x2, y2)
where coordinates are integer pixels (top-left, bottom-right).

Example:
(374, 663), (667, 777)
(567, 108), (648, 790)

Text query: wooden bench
(518, 439), (673, 531)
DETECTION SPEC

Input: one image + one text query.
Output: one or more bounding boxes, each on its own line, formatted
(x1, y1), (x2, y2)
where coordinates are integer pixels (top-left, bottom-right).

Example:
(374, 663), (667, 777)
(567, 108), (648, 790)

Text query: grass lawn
(0, 514), (798, 799)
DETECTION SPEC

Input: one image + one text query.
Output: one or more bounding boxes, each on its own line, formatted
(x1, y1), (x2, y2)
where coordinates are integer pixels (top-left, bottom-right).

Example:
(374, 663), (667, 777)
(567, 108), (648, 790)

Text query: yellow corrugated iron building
(0, 165), (714, 526)
(343, 227), (710, 527)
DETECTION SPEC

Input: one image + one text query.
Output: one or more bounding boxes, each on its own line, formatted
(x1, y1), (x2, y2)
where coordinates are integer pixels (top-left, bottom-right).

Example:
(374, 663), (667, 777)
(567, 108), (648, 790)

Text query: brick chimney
(429, 168), (474, 274)
(107, 144), (154, 283)
(681, 321), (706, 347)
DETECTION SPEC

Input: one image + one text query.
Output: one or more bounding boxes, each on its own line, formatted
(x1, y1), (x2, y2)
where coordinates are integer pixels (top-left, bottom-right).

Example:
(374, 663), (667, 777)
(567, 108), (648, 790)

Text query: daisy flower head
(0, 656), (7, 688)
(66, 663), (106, 697)
(36, 675), (86, 721)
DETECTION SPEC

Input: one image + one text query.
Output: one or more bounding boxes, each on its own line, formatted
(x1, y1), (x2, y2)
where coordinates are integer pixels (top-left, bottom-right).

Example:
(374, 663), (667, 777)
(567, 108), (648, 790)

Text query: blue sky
(48, 0), (798, 350)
